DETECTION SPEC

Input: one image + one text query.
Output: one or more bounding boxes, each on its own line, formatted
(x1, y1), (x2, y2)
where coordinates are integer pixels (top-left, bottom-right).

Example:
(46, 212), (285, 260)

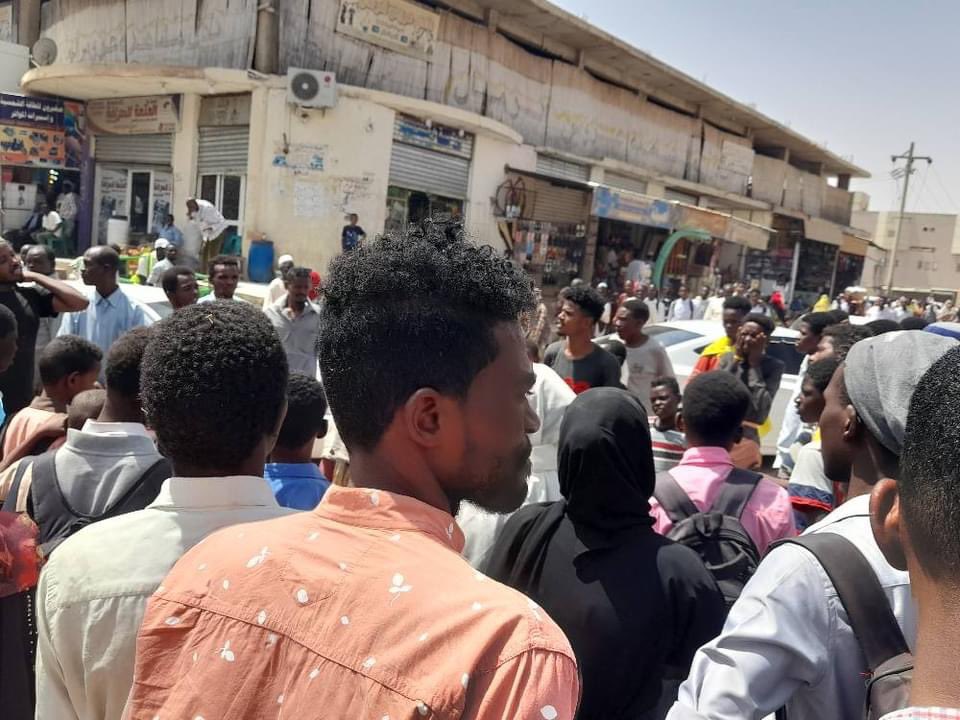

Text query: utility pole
(884, 142), (932, 295)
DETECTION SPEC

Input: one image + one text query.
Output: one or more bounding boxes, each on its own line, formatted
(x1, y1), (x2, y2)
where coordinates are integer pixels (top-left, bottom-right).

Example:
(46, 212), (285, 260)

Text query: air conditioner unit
(287, 68), (337, 109)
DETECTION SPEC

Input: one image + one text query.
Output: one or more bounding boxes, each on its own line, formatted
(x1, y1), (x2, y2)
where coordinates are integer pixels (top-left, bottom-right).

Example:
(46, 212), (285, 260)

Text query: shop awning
(804, 216), (843, 246)
(840, 232), (869, 257)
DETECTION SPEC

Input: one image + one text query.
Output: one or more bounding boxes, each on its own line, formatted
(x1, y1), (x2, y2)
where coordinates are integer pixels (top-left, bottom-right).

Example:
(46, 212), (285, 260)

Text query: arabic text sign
(336, 0), (438, 61)
(87, 96), (179, 135)
(0, 94), (64, 129)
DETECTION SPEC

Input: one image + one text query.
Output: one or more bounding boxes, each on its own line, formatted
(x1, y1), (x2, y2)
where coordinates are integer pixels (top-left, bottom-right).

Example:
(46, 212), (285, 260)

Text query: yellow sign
(336, 0), (438, 61)
(0, 124), (65, 167)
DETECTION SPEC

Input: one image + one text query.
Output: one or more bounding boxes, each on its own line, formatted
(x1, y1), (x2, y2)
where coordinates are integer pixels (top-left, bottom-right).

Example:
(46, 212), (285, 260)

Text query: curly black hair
(723, 295), (752, 315)
(141, 301), (288, 469)
(804, 356), (841, 394)
(822, 323), (872, 362)
(742, 313), (775, 336)
(38, 335), (102, 385)
(318, 218), (534, 450)
(901, 346), (960, 579)
(561, 284), (605, 322)
(276, 373), (328, 449)
(161, 265), (194, 294)
(104, 326), (154, 398)
(682, 371), (751, 446)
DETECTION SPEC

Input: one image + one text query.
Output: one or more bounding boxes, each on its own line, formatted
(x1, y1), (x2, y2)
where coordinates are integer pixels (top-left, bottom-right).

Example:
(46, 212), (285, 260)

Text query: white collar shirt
(34, 476), (293, 720)
(668, 493), (916, 720)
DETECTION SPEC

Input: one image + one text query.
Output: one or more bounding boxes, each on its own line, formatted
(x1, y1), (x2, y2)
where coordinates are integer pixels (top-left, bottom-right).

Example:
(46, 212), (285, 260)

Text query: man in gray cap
(667, 330), (956, 720)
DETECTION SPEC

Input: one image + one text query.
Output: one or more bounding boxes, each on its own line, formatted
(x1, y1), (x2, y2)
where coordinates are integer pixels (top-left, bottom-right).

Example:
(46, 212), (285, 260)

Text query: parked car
(642, 320), (804, 456)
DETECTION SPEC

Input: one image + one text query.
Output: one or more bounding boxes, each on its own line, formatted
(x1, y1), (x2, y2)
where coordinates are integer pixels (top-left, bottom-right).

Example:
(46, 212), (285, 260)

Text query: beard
(460, 439), (533, 515)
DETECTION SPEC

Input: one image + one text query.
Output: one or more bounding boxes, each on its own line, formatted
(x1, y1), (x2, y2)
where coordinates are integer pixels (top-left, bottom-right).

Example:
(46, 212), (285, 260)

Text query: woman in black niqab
(485, 388), (725, 720)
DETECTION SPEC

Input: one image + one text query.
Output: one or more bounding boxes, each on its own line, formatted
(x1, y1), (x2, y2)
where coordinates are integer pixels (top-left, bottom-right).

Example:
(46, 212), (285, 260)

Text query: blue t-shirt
(341, 224), (365, 252)
(264, 462), (331, 511)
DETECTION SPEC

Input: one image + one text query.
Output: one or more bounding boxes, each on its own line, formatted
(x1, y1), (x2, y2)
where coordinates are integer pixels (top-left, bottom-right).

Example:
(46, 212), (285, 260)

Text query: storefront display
(795, 238), (839, 304)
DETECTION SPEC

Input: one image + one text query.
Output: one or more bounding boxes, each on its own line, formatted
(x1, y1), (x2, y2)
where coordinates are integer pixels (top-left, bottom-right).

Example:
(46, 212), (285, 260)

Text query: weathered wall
(244, 88), (394, 274)
(464, 134), (536, 251)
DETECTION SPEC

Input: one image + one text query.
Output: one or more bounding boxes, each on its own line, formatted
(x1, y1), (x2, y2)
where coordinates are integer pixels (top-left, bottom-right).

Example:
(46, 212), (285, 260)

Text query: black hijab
(485, 387), (657, 585)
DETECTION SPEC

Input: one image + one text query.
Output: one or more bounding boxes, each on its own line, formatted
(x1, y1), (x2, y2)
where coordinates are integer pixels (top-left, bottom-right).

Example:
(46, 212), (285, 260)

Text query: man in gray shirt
(265, 266), (322, 376)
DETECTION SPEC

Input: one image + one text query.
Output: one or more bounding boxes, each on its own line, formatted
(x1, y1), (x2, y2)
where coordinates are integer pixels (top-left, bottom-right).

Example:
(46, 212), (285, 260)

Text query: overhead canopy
(805, 216), (843, 246)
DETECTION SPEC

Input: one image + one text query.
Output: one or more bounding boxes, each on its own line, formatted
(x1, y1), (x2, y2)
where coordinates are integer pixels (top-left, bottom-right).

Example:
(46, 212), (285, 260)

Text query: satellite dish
(31, 38), (58, 67)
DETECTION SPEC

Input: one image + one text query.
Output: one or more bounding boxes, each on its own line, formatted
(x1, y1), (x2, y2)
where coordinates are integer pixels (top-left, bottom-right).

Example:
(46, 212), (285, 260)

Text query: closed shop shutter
(389, 143), (470, 199)
(536, 154), (590, 183)
(529, 182), (590, 224)
(197, 126), (250, 175)
(605, 172), (647, 195)
(94, 134), (173, 166)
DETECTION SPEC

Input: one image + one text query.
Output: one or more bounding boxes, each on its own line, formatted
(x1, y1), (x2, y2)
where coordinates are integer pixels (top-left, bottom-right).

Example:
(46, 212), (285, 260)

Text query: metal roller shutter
(389, 143), (470, 199)
(94, 134), (173, 166)
(535, 154), (590, 183)
(197, 126), (250, 175)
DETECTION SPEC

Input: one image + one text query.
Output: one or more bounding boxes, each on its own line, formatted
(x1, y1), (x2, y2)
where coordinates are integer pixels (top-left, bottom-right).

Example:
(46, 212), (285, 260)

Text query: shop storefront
(385, 114), (471, 233)
(743, 213), (801, 298)
(793, 217), (842, 305)
(495, 170), (591, 292)
(196, 94), (250, 245)
(89, 95), (178, 245)
(833, 232), (869, 293)
(0, 92), (86, 253)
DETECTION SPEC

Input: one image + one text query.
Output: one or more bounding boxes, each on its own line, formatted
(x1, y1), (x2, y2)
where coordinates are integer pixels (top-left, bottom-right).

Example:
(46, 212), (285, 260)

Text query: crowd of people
(0, 217), (958, 720)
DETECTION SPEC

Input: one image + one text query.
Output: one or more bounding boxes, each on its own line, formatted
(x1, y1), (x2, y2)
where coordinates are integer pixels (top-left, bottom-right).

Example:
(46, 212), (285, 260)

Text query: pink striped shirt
(649, 446), (796, 555)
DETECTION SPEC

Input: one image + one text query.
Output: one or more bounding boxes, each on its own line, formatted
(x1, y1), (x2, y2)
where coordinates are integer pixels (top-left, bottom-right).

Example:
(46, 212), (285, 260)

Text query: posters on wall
(87, 96), (179, 135)
(3, 182), (37, 211)
(97, 167), (128, 244)
(336, 0), (439, 61)
(152, 172), (173, 232)
(273, 143), (327, 175)
(0, 125), (67, 167)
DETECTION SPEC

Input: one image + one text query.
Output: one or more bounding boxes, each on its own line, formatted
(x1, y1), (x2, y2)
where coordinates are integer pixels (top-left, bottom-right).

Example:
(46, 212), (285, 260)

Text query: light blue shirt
(58, 287), (152, 357)
(157, 224), (183, 248)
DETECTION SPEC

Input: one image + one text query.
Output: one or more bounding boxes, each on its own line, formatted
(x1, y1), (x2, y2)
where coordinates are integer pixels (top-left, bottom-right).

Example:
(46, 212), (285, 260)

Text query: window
(197, 173), (245, 240)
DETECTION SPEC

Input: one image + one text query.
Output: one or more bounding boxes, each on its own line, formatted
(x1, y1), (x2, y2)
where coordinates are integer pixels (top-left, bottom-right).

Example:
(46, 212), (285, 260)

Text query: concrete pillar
(18, 0), (42, 49)
(171, 94), (201, 227)
(253, 0), (279, 74)
(243, 85), (272, 253)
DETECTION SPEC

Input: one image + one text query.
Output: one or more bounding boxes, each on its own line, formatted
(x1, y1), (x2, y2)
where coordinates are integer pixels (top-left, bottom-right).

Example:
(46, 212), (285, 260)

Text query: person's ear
(675, 412), (685, 434)
(842, 404), (860, 441)
(403, 388), (457, 449)
(870, 478), (907, 571)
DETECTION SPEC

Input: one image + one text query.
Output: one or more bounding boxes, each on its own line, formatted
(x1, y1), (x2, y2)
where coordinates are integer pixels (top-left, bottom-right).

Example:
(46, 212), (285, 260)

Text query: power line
(930, 165), (959, 211)
(885, 142), (932, 294)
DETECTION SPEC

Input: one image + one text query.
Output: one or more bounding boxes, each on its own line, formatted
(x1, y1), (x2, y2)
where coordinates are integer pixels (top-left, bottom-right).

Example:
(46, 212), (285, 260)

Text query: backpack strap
(99, 457), (172, 521)
(711, 468), (763, 519)
(776, 533), (909, 669)
(27, 451), (70, 547)
(654, 471), (700, 524)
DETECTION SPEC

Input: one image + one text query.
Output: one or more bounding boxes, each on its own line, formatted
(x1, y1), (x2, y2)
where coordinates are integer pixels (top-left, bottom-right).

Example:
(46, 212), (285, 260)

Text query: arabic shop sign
(0, 94), (64, 129)
(87, 95), (180, 135)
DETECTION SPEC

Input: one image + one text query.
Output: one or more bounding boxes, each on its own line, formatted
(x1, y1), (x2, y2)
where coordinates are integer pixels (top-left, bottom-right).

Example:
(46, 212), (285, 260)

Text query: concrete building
(3, 0), (867, 298)
(852, 210), (960, 299)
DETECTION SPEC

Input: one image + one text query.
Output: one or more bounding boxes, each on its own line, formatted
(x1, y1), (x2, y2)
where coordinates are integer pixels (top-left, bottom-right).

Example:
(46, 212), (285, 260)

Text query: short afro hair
(141, 302), (288, 469)
(801, 311), (835, 336)
(682, 371), (751, 446)
(742, 313), (775, 336)
(0, 304), (17, 339)
(286, 266), (312, 283)
(804, 356), (841, 394)
(866, 319), (900, 336)
(620, 297), (650, 323)
(723, 295), (752, 315)
(161, 265), (195, 294)
(901, 316), (929, 331)
(651, 376), (681, 397)
(827, 309), (849, 324)
(901, 346), (960, 580)
(318, 218), (534, 450)
(562, 284), (606, 322)
(276, 373), (328, 450)
(207, 254), (240, 277)
(38, 335), (102, 385)
(822, 323), (872, 362)
(104, 327), (154, 398)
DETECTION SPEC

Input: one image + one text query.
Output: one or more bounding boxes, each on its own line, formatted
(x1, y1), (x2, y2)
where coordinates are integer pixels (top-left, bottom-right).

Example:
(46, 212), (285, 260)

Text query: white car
(643, 320), (804, 456)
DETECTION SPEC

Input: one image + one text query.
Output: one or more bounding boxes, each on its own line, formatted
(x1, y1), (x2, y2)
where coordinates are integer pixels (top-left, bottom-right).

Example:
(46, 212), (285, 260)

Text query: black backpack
(654, 468), (763, 609)
(776, 534), (912, 720)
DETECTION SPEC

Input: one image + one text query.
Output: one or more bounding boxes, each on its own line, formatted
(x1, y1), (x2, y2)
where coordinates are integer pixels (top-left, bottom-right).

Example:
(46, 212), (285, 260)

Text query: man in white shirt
(668, 285), (695, 321)
(262, 253), (295, 310)
(692, 287), (708, 319)
(198, 254), (244, 303)
(702, 286), (727, 322)
(34, 302), (292, 720)
(458, 362), (575, 567)
(866, 296), (897, 322)
(613, 297), (674, 414)
(668, 331), (956, 720)
(186, 197), (230, 270)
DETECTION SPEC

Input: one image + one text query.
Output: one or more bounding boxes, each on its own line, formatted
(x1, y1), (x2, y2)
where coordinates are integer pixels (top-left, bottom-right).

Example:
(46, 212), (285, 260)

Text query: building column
(171, 94), (201, 227)
(242, 85), (272, 254)
(17, 0), (42, 49)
